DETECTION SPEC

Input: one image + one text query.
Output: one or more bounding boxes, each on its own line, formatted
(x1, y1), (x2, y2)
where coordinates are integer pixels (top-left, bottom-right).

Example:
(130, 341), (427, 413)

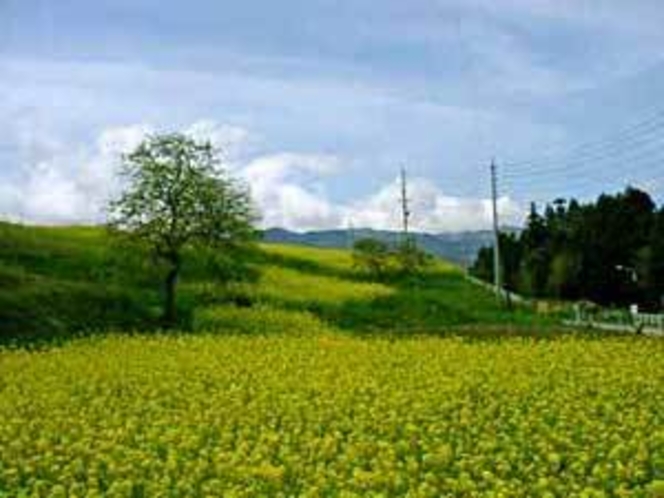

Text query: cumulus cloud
(344, 176), (523, 233)
(0, 120), (524, 232)
(0, 183), (23, 223)
(1, 124), (152, 223)
(241, 153), (342, 231)
(184, 120), (251, 164)
(240, 159), (524, 233)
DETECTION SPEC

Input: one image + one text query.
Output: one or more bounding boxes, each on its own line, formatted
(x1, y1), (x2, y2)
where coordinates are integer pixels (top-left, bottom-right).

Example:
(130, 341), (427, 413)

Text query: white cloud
(96, 124), (152, 157)
(1, 124), (152, 224)
(242, 153), (338, 184)
(240, 158), (524, 233)
(1, 120), (524, 232)
(240, 153), (342, 231)
(80, 124), (153, 206)
(344, 177), (523, 233)
(184, 120), (251, 164)
(23, 161), (86, 222)
(0, 183), (23, 223)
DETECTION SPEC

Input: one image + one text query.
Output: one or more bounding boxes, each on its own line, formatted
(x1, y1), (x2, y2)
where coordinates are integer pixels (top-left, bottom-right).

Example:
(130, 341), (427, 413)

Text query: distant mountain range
(262, 227), (521, 265)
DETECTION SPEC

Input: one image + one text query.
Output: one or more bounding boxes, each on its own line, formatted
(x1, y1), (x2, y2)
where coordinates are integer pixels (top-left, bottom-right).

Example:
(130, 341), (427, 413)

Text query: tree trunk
(163, 259), (180, 327)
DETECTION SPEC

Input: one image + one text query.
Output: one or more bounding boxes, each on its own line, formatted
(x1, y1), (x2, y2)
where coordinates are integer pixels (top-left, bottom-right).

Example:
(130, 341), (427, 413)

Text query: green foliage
(394, 237), (430, 276)
(547, 251), (581, 298)
(647, 209), (664, 306)
(108, 133), (257, 323)
(334, 269), (542, 333)
(472, 187), (664, 309)
(352, 236), (431, 280)
(1, 221), (546, 344)
(0, 224), (161, 343)
(352, 237), (391, 277)
(0, 223), (257, 343)
(470, 232), (521, 292)
(471, 245), (493, 283)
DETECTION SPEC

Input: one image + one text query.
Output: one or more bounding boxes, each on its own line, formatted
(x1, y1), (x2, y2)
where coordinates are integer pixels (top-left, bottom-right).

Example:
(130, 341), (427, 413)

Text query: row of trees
(472, 187), (664, 309)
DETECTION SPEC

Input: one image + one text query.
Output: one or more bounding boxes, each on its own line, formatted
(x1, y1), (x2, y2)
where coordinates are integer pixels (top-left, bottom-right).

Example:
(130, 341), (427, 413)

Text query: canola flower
(0, 334), (663, 497)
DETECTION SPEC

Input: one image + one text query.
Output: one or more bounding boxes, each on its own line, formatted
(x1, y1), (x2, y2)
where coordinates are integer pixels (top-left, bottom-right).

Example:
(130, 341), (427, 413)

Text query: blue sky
(1, 0), (663, 231)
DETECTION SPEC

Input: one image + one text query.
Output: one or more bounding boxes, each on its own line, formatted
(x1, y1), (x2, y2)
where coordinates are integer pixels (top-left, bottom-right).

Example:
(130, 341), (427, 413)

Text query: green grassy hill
(0, 222), (545, 344)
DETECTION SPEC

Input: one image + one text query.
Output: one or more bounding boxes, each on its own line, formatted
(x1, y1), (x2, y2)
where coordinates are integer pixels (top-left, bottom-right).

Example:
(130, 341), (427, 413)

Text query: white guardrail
(465, 275), (663, 337)
(570, 306), (664, 337)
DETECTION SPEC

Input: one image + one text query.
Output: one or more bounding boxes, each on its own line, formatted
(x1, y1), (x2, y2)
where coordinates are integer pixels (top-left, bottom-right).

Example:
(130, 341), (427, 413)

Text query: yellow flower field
(1, 334), (663, 497)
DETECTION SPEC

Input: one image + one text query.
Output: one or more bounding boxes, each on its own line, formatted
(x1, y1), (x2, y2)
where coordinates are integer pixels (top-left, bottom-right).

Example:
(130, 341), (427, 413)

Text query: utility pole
(400, 166), (410, 243)
(490, 159), (502, 296)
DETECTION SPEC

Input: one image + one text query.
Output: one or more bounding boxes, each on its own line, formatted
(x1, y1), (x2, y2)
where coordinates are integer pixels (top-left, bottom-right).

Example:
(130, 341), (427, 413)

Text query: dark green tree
(547, 251), (581, 298)
(469, 232), (521, 293)
(500, 232), (522, 293)
(108, 133), (257, 325)
(647, 207), (664, 308)
(520, 203), (550, 296)
(470, 245), (494, 283)
(580, 187), (654, 304)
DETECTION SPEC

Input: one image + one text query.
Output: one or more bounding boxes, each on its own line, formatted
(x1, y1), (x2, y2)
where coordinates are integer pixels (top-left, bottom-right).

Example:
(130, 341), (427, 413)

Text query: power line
(505, 119), (664, 172)
(499, 153), (664, 208)
(502, 150), (664, 186)
(503, 169), (658, 195)
(502, 107), (664, 171)
(498, 131), (664, 199)
(501, 126), (664, 179)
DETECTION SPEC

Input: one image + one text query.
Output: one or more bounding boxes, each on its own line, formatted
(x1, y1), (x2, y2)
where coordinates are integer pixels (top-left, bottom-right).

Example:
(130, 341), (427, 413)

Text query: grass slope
(1, 222), (545, 344)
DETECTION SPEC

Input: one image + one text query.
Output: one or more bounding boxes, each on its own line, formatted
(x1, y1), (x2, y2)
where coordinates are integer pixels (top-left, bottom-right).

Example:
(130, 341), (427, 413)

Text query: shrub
(352, 237), (391, 277)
